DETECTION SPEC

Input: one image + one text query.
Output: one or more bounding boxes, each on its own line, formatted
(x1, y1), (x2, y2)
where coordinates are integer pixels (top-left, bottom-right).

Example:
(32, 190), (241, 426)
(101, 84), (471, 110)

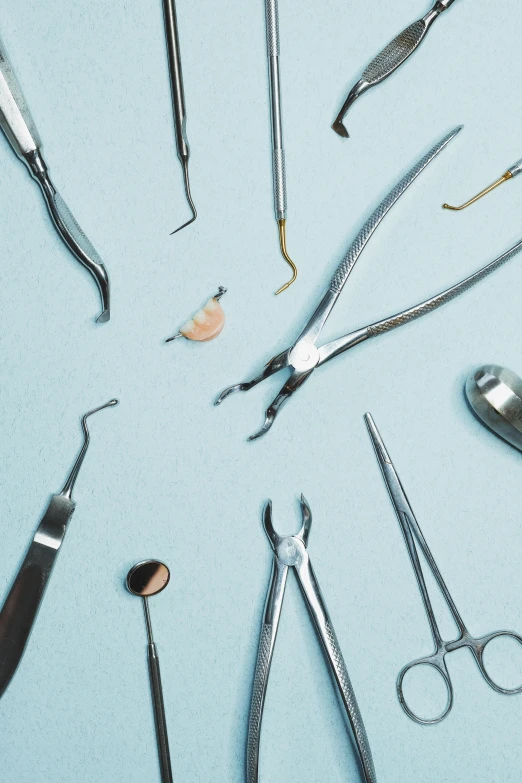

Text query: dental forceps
(332, 0), (458, 138)
(247, 496), (376, 782)
(365, 413), (522, 725)
(216, 126), (522, 440)
(265, 0), (298, 294)
(162, 0), (197, 233)
(0, 33), (111, 322)
(0, 399), (118, 699)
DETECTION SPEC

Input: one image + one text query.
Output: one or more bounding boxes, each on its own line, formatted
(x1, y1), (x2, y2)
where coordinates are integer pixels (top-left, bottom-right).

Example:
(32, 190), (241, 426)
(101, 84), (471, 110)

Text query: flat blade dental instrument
(466, 365), (522, 452)
(127, 560), (173, 783)
(0, 34), (111, 322)
(365, 413), (522, 724)
(216, 126), (522, 441)
(0, 399), (118, 699)
(247, 496), (376, 782)
(265, 0), (298, 294)
(162, 0), (197, 234)
(443, 159), (522, 211)
(332, 0), (458, 139)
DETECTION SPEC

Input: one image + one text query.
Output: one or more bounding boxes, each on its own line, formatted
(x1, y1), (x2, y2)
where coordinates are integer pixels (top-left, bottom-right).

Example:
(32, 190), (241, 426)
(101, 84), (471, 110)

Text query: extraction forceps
(332, 0), (458, 138)
(0, 399), (118, 699)
(162, 0), (197, 233)
(365, 413), (522, 725)
(216, 126), (522, 441)
(0, 33), (110, 322)
(247, 496), (376, 782)
(265, 0), (298, 294)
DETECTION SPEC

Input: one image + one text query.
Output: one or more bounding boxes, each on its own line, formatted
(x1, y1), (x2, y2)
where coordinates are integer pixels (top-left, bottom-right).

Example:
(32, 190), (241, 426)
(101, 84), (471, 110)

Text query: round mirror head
(126, 560), (170, 597)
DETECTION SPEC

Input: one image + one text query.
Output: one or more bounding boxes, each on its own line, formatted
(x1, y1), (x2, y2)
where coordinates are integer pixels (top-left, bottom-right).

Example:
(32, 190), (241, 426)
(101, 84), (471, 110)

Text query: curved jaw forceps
(247, 496), (376, 782)
(215, 126), (522, 440)
(365, 413), (522, 725)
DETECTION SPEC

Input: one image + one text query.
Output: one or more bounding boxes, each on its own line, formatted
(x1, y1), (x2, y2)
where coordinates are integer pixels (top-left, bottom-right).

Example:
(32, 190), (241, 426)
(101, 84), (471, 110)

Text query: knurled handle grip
(323, 620), (377, 783)
(367, 237), (522, 337)
(148, 643), (173, 783)
(246, 623), (274, 783)
(265, 0), (280, 57)
(361, 20), (427, 86)
(329, 127), (460, 295)
(272, 148), (287, 219)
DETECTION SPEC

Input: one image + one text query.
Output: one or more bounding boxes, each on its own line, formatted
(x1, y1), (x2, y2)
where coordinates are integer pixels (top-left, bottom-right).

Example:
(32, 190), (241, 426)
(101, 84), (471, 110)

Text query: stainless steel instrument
(216, 127), (522, 441)
(0, 399), (118, 699)
(162, 0), (197, 234)
(265, 0), (298, 294)
(332, 0), (458, 138)
(466, 365), (522, 452)
(127, 560), (173, 783)
(247, 496), (376, 782)
(365, 412), (522, 724)
(443, 159), (522, 211)
(0, 34), (111, 322)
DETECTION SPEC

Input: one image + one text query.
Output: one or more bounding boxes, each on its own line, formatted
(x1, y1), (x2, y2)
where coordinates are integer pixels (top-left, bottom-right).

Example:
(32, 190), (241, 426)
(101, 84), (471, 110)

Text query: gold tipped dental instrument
(162, 0), (197, 234)
(443, 158), (522, 211)
(265, 0), (298, 294)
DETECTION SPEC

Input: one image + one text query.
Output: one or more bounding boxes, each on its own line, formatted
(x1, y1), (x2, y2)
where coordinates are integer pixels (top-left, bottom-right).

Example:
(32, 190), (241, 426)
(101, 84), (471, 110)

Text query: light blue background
(1, 0), (522, 780)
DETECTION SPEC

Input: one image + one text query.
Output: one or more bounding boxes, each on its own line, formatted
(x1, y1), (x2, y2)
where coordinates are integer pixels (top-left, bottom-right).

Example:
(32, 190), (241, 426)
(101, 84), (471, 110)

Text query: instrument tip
(275, 220), (297, 295)
(332, 119), (349, 138)
(96, 309), (110, 323)
(171, 158), (197, 235)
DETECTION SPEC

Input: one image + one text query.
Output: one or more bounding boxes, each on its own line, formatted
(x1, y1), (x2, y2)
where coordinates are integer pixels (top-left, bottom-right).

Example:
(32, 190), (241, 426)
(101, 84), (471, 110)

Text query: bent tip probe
(171, 157), (197, 234)
(275, 220), (298, 295)
(443, 158), (522, 211)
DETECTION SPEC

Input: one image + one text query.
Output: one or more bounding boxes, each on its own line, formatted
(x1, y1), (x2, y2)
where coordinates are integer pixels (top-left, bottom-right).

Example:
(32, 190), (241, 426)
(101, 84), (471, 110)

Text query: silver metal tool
(0, 34), (111, 322)
(216, 126), (522, 441)
(265, 0), (298, 295)
(443, 159), (522, 211)
(126, 560), (173, 783)
(0, 399), (118, 699)
(466, 365), (522, 452)
(332, 0), (458, 138)
(247, 496), (376, 782)
(162, 0), (197, 234)
(365, 412), (522, 725)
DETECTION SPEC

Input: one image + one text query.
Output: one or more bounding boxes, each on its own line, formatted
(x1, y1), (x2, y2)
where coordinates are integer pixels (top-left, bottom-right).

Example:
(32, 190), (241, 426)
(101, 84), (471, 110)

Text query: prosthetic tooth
(180, 319), (196, 336)
(167, 289), (227, 343)
(193, 309), (208, 325)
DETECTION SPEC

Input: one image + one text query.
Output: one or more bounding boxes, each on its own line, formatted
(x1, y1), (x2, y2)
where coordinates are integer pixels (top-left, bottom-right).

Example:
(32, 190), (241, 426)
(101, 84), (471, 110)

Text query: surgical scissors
(216, 126), (522, 440)
(365, 413), (522, 725)
(247, 496), (376, 782)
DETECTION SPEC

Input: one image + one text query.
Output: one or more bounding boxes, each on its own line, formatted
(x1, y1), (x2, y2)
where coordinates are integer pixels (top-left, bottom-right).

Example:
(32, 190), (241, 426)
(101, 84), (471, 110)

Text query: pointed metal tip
(170, 214), (197, 235)
(171, 157), (197, 235)
(215, 384), (242, 405)
(247, 410), (275, 441)
(364, 413), (391, 464)
(165, 333), (183, 343)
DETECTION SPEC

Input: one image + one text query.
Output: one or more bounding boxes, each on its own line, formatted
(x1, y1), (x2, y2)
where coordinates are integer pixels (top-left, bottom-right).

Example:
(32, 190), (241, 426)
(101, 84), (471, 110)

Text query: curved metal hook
(61, 399), (119, 499)
(171, 159), (197, 234)
(274, 220), (298, 295)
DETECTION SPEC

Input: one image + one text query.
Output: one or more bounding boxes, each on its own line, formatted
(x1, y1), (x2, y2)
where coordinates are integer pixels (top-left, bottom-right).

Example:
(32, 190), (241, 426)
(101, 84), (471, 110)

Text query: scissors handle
(397, 652), (453, 725)
(459, 629), (522, 696)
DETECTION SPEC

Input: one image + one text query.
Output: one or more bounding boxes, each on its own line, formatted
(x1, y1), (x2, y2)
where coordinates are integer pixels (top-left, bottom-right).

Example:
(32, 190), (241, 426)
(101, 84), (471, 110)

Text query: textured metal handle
(148, 643), (173, 783)
(367, 237), (522, 337)
(329, 126), (461, 296)
(323, 620), (377, 783)
(272, 148), (287, 219)
(361, 20), (428, 86)
(265, 0), (280, 56)
(246, 624), (274, 783)
(508, 158), (522, 178)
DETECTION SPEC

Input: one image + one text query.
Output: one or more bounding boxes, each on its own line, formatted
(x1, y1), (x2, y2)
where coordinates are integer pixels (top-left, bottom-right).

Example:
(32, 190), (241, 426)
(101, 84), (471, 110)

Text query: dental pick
(443, 159), (522, 211)
(162, 0), (197, 234)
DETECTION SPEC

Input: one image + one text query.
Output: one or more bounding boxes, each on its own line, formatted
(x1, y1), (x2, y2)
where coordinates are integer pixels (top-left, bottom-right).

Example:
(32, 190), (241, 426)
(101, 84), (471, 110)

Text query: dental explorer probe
(265, 0), (298, 294)
(0, 34), (111, 322)
(332, 0), (458, 138)
(0, 399), (118, 699)
(162, 0), (197, 233)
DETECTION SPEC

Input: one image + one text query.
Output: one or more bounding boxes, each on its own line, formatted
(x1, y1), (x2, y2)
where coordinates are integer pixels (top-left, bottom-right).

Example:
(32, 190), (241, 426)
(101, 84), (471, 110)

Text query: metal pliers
(216, 126), (522, 440)
(247, 496), (376, 783)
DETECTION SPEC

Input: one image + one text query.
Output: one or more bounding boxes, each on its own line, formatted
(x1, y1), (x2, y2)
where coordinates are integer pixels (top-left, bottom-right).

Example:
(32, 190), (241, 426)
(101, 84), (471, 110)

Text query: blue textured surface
(1, 0), (522, 780)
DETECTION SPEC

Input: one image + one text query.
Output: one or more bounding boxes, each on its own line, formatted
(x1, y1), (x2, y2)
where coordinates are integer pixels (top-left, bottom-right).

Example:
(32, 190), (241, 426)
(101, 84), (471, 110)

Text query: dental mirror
(465, 365), (522, 452)
(126, 560), (173, 783)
